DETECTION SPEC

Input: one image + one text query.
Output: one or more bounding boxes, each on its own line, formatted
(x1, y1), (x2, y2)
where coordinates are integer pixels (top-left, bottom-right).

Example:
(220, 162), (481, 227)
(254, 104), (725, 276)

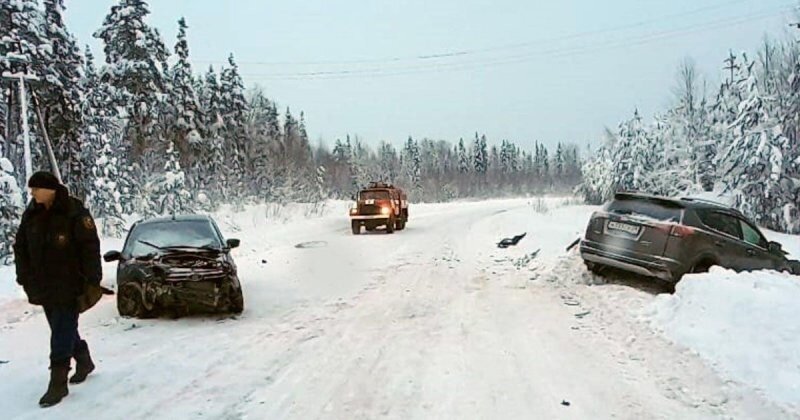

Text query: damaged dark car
(103, 215), (244, 318)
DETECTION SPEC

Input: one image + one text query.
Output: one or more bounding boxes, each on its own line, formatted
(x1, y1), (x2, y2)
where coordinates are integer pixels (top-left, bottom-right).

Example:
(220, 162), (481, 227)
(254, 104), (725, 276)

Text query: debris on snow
(561, 400), (571, 407)
(497, 232), (526, 248)
(574, 311), (591, 319)
(565, 237), (581, 252)
(513, 249), (540, 269)
(295, 241), (328, 249)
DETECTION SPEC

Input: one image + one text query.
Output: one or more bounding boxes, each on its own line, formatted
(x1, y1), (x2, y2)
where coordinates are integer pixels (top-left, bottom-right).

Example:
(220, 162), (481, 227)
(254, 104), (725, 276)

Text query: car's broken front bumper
(580, 239), (682, 282)
(121, 261), (236, 313)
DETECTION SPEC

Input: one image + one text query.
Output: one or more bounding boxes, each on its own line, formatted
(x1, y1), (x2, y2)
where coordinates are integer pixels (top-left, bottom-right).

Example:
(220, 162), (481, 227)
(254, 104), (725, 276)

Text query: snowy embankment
(642, 266), (800, 410)
(640, 229), (800, 411)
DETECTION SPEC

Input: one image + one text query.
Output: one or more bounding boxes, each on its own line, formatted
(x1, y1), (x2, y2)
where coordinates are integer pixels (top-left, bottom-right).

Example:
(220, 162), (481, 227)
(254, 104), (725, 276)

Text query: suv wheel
(689, 259), (715, 274)
(351, 221), (361, 235)
(585, 261), (604, 275)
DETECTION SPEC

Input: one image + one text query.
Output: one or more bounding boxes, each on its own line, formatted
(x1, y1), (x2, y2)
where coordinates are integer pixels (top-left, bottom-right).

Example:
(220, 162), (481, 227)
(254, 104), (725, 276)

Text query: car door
(737, 218), (780, 271)
(695, 210), (747, 270)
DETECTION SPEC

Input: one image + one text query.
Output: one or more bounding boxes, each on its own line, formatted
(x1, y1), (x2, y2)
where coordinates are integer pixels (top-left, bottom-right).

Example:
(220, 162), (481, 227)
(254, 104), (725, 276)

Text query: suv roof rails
(679, 197), (730, 208)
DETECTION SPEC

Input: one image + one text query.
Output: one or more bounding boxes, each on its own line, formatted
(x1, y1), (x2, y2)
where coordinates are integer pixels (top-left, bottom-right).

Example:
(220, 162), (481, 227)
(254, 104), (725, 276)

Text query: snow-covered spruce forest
(0, 0), (582, 262)
(580, 44), (800, 234)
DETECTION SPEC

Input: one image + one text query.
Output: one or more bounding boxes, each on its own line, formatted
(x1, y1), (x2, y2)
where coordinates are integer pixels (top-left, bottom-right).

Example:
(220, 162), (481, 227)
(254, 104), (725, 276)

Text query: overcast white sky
(65, 0), (795, 151)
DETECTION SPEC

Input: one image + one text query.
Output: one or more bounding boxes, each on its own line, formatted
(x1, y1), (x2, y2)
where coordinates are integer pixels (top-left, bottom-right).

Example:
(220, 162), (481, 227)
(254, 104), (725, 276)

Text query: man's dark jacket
(13, 185), (102, 307)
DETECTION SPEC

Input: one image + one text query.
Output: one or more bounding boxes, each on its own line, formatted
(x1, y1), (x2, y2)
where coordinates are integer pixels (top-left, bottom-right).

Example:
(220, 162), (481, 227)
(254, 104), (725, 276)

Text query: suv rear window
(605, 198), (682, 223)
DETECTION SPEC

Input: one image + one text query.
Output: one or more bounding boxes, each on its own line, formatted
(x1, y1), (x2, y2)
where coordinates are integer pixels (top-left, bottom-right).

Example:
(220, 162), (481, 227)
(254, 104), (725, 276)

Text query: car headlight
(381, 207), (390, 215)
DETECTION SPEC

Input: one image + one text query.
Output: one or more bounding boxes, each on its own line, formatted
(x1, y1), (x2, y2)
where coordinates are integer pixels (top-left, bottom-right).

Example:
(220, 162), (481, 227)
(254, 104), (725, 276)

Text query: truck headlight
(350, 208), (358, 214)
(381, 207), (390, 215)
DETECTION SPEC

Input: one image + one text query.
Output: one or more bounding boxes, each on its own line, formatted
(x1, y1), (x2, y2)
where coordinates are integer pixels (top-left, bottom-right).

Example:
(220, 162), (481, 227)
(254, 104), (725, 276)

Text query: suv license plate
(607, 221), (640, 235)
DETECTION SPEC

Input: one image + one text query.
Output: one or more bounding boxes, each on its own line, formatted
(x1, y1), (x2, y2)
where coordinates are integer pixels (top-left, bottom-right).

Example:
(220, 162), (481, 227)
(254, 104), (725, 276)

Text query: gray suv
(580, 192), (800, 285)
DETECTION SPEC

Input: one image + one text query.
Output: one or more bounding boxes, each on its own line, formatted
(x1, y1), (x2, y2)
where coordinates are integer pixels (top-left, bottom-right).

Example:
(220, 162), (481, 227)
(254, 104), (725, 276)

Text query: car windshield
(606, 198), (682, 223)
(360, 190), (390, 200)
(124, 220), (222, 257)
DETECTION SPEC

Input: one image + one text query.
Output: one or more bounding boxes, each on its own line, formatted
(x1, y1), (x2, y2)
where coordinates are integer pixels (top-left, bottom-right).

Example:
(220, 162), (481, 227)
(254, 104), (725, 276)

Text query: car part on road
(566, 237), (581, 251)
(497, 232), (527, 248)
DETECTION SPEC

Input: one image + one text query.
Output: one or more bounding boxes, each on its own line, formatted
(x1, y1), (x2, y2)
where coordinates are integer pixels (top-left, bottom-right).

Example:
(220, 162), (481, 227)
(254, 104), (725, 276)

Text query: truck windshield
(360, 191), (390, 200)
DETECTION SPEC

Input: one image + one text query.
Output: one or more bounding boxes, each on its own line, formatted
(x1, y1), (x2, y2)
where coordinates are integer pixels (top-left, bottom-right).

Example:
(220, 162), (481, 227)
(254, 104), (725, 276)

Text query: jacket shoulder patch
(82, 216), (96, 230)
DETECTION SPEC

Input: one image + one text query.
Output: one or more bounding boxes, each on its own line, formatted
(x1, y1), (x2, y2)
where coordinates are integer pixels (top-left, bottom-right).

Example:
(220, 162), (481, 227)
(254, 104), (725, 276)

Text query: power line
(240, 6), (790, 81)
(194, 0), (763, 67)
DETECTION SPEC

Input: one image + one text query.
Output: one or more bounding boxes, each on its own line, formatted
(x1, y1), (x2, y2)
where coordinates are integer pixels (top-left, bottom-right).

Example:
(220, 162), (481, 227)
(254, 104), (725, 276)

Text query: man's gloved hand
(77, 282), (113, 313)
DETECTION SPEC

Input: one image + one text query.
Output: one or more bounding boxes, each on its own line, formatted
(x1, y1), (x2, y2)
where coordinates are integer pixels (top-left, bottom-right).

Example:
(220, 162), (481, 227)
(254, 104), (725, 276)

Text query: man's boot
(39, 360), (70, 407)
(70, 340), (95, 384)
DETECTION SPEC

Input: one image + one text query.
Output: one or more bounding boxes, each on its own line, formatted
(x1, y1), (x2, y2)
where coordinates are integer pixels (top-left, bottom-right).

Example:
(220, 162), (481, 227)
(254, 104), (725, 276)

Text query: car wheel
(230, 286), (244, 314)
(117, 283), (148, 318)
(351, 221), (361, 235)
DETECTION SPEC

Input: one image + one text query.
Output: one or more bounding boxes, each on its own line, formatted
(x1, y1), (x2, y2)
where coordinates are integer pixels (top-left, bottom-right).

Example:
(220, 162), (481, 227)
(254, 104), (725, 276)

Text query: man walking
(13, 171), (102, 407)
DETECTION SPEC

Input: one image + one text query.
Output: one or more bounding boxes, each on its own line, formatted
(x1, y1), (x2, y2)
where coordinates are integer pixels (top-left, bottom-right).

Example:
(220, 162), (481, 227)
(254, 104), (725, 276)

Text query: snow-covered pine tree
(94, 0), (169, 166)
(720, 72), (796, 232)
(377, 141), (399, 182)
(611, 109), (655, 193)
(81, 45), (129, 231)
(578, 146), (614, 204)
(709, 52), (749, 182)
(540, 145), (550, 187)
(219, 53), (248, 199)
(0, 157), (24, 264)
(243, 87), (274, 195)
(553, 142), (565, 180)
(197, 66), (227, 202)
(457, 138), (470, 174)
(169, 17), (202, 169)
(472, 133), (488, 180)
(42, 0), (85, 198)
(145, 140), (193, 217)
(402, 136), (422, 197)
(88, 133), (126, 238)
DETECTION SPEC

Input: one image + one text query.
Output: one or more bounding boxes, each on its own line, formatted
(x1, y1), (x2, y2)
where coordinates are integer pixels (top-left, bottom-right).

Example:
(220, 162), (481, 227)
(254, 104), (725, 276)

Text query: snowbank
(643, 267), (800, 409)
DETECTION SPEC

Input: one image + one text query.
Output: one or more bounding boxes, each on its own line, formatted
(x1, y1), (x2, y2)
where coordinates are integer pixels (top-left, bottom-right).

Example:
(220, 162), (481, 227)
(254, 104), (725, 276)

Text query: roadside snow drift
(644, 268), (800, 409)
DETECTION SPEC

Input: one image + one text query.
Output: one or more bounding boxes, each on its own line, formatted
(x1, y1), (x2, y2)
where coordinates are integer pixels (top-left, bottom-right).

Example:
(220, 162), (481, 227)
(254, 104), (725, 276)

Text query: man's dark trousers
(43, 305), (83, 363)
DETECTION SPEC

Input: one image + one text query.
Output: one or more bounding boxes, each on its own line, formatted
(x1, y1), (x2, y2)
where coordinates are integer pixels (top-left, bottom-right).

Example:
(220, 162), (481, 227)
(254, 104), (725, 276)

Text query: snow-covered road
(0, 198), (796, 419)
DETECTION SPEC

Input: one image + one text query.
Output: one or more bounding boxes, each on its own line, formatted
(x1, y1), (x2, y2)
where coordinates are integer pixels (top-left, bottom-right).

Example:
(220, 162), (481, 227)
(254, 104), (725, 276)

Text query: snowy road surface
(0, 198), (797, 419)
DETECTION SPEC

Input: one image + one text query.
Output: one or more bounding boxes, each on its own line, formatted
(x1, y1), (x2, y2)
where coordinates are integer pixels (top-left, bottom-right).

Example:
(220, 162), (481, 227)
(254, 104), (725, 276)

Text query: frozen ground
(0, 197), (798, 419)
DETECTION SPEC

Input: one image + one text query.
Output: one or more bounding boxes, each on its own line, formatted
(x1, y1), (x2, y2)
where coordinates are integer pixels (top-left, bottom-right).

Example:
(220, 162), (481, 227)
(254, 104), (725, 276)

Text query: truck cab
(349, 182), (409, 234)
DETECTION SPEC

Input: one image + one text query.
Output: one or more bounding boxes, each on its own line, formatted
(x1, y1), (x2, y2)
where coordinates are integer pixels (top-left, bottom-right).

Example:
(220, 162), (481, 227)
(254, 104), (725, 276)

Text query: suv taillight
(670, 225), (695, 237)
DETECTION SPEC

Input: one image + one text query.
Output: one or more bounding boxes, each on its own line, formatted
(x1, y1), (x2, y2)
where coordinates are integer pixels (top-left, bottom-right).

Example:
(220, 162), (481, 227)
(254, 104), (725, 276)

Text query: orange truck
(349, 182), (409, 234)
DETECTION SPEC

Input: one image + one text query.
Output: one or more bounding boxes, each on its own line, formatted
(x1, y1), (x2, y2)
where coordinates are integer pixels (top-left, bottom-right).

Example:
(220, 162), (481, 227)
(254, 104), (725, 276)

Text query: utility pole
(1, 54), (39, 203)
(1, 53), (64, 201)
(723, 50), (738, 87)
